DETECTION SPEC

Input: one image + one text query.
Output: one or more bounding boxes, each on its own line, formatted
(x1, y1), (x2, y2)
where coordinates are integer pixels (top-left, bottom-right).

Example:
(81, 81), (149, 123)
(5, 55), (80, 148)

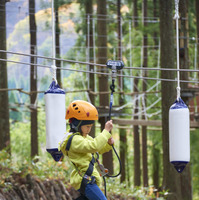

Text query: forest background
(1, 0), (199, 199)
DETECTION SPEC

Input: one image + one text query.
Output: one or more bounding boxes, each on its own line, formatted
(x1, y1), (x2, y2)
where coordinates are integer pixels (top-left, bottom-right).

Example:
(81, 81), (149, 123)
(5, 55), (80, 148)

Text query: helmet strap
(70, 120), (82, 133)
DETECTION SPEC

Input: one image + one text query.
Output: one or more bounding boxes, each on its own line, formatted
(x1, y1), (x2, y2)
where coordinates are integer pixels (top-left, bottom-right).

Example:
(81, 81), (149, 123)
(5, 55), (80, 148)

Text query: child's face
(81, 124), (93, 135)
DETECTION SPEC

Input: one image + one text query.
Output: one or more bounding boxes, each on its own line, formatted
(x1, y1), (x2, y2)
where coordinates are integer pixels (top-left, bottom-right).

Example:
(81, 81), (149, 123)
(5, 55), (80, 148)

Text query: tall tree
(133, 0), (138, 28)
(142, 0), (148, 187)
(97, 0), (113, 174)
(0, 0), (10, 153)
(160, 0), (182, 199)
(29, 0), (38, 158)
(179, 0), (189, 90)
(153, 0), (159, 49)
(152, 144), (160, 189)
(55, 0), (61, 87)
(133, 91), (140, 186)
(117, 0), (126, 183)
(178, 0), (192, 199)
(133, 0), (141, 187)
(152, 0), (161, 190)
(85, 0), (95, 138)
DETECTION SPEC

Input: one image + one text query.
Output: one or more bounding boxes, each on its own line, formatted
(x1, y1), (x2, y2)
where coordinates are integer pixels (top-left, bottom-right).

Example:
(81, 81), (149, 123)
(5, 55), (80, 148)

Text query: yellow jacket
(59, 129), (112, 190)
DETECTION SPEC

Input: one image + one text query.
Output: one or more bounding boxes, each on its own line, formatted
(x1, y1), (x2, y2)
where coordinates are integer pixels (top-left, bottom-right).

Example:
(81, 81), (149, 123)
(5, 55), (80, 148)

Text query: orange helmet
(66, 100), (98, 120)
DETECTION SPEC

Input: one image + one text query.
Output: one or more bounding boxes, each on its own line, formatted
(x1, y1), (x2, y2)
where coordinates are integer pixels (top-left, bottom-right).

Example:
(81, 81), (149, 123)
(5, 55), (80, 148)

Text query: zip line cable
(0, 50), (105, 67)
(1, 57), (199, 84)
(1, 50), (199, 74)
(0, 59), (199, 83)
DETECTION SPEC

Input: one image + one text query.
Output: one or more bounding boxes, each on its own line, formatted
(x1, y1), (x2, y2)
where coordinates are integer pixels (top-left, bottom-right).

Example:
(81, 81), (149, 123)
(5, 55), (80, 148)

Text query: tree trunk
(29, 0), (38, 158)
(142, 0), (148, 187)
(132, 0), (140, 187)
(133, 0), (138, 28)
(97, 0), (113, 174)
(153, 0), (159, 49)
(120, 128), (126, 183)
(117, 0), (126, 183)
(133, 79), (140, 186)
(55, 0), (61, 87)
(179, 0), (192, 199)
(179, 0), (189, 90)
(0, 0), (10, 153)
(85, 0), (95, 138)
(160, 0), (182, 199)
(152, 144), (160, 189)
(117, 0), (122, 60)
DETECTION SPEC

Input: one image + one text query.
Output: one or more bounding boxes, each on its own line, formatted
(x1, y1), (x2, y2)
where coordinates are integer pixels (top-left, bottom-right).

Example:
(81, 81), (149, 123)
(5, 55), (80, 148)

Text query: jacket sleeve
(98, 142), (112, 154)
(70, 129), (111, 154)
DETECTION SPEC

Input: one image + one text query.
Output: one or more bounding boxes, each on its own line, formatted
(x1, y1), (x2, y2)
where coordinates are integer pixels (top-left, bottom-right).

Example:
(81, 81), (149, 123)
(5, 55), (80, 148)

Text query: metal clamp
(96, 163), (109, 177)
(95, 152), (109, 177)
(106, 60), (124, 71)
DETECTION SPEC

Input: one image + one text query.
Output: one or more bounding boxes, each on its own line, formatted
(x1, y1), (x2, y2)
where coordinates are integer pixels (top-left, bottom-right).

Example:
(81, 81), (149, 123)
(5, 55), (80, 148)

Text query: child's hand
(105, 120), (113, 132)
(108, 137), (114, 145)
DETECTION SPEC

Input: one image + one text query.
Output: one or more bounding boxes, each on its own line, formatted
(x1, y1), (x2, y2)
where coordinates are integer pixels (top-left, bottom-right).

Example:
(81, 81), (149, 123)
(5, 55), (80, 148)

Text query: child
(59, 100), (114, 200)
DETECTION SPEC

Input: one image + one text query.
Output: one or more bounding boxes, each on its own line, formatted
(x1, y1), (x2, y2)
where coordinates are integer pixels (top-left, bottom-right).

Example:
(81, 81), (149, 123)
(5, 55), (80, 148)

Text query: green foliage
(188, 0), (197, 39)
(27, 156), (71, 181)
(148, 129), (163, 187)
(10, 121), (30, 162)
(0, 150), (13, 186)
(106, 178), (167, 199)
(0, 150), (71, 188)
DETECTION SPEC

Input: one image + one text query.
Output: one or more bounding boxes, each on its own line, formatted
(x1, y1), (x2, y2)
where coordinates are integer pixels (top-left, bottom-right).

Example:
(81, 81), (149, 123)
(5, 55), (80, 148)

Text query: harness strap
(85, 156), (95, 176)
(66, 134), (96, 196)
(66, 134), (75, 151)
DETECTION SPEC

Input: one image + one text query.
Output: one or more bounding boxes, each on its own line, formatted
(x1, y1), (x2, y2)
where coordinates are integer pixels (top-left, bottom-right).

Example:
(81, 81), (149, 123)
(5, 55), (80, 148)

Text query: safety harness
(66, 134), (96, 196)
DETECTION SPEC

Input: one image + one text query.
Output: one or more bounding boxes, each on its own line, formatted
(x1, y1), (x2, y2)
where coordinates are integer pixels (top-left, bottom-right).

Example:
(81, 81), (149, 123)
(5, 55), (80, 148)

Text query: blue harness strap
(79, 156), (95, 195)
(66, 134), (75, 151)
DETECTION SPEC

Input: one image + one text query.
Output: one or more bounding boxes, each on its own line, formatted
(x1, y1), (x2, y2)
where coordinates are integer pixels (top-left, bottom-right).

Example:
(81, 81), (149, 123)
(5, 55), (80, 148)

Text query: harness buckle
(83, 175), (96, 184)
(83, 174), (91, 181)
